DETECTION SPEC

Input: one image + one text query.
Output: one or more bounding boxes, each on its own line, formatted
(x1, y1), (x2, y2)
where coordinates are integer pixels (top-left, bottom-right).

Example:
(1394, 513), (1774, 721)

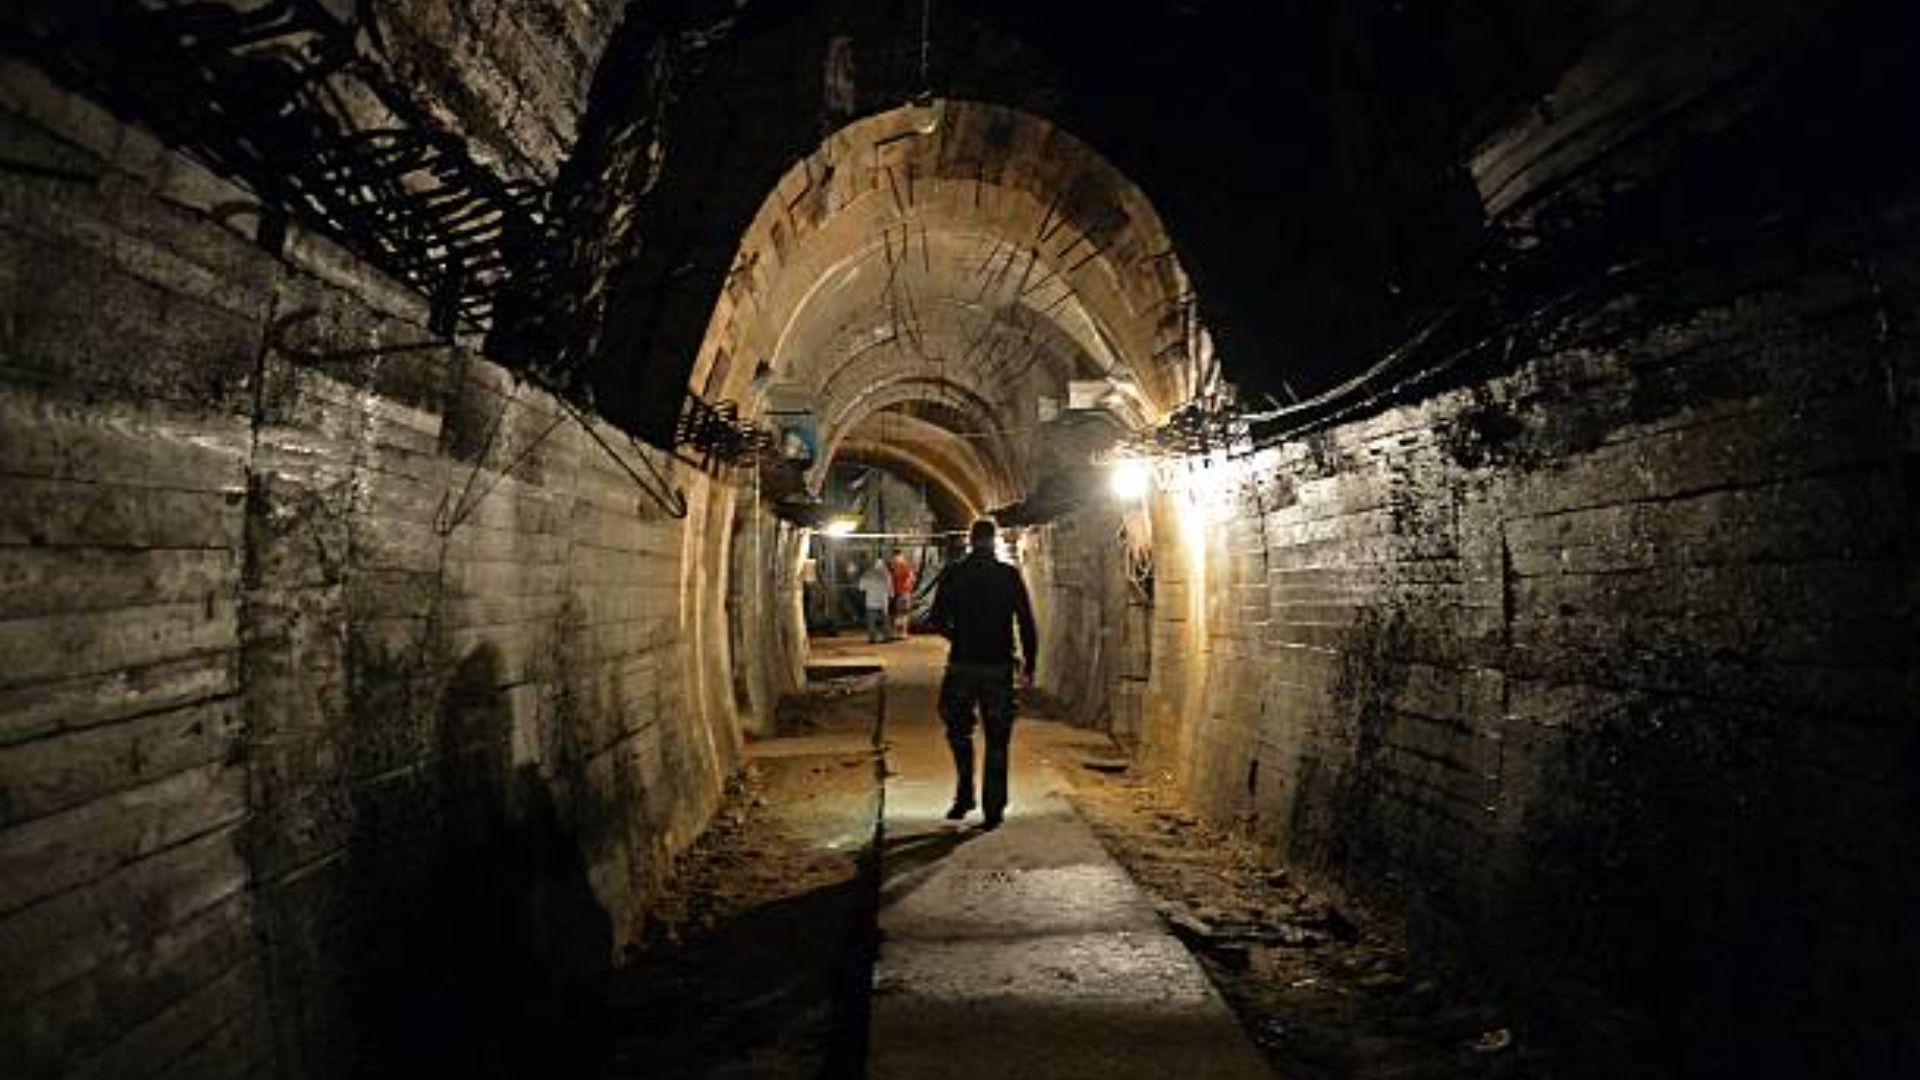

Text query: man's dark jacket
(929, 550), (1039, 674)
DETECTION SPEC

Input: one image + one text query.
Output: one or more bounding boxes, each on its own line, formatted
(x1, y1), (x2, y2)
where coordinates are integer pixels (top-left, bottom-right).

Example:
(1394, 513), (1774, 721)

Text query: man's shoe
(944, 799), (975, 821)
(979, 813), (1003, 831)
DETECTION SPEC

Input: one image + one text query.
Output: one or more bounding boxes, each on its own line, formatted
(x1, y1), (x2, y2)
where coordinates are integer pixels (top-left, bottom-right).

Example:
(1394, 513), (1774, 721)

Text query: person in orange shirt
(888, 548), (917, 640)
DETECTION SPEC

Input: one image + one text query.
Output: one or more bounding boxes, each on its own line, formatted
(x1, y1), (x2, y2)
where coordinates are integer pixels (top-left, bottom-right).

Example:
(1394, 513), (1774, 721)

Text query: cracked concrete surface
(839, 637), (1272, 1079)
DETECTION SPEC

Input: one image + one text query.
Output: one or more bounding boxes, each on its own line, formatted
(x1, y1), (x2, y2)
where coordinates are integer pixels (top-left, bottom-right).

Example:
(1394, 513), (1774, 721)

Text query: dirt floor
(600, 673), (884, 1079)
(599, 657), (1557, 1078)
(1053, 748), (1554, 1080)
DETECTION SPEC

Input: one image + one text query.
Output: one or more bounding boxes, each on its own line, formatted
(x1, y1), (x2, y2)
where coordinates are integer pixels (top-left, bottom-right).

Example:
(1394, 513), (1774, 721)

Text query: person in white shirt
(858, 558), (892, 643)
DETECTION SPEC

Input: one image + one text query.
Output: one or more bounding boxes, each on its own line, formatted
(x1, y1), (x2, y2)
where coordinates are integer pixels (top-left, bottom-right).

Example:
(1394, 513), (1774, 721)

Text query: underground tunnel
(0, 1), (1915, 1077)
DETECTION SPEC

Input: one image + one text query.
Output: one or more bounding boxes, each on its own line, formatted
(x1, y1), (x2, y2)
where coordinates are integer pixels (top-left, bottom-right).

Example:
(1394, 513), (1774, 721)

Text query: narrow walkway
(815, 636), (1272, 1079)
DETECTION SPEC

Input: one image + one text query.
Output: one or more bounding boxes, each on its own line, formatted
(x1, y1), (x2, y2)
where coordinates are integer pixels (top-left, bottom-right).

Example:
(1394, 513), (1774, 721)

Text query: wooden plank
(149, 1000), (272, 1080)
(1504, 632), (1906, 722)
(346, 516), (444, 574)
(440, 591), (567, 631)
(565, 544), (680, 584)
(354, 471), (462, 530)
(0, 476), (242, 551)
(0, 699), (241, 824)
(570, 584), (681, 628)
(440, 557), (564, 599)
(0, 236), (264, 413)
(263, 364), (444, 443)
(69, 960), (253, 1080)
(5, 892), (255, 1080)
(567, 500), (683, 553)
(572, 621), (680, 666)
(0, 653), (237, 747)
(0, 600), (238, 691)
(1510, 571), (1906, 669)
(442, 628), (559, 689)
(0, 761), (247, 916)
(0, 826), (246, 1006)
(250, 416), (445, 492)
(0, 394), (249, 492)
(0, 547), (237, 619)
(420, 476), (565, 535)
(438, 522), (568, 566)
(342, 570), (442, 622)
(0, 105), (275, 307)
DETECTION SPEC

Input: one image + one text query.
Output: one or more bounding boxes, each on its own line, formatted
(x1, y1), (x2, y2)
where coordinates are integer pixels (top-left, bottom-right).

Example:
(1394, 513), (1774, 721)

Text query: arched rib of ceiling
(685, 101), (1211, 505)
(819, 377), (1020, 506)
(834, 411), (993, 529)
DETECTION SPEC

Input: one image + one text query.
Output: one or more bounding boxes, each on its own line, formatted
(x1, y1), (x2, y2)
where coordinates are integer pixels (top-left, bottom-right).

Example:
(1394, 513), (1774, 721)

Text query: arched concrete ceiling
(685, 100), (1212, 503)
(828, 387), (1015, 498)
(834, 409), (998, 528)
(542, 1), (1865, 451)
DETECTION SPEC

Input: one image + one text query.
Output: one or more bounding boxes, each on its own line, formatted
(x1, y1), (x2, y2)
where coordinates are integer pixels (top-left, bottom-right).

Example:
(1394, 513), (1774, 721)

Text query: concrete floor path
(815, 636), (1273, 1079)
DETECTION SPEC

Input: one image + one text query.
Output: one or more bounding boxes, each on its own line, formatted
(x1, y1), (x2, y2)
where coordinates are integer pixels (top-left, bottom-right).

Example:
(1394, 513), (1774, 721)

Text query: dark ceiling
(539, 0), (1912, 440)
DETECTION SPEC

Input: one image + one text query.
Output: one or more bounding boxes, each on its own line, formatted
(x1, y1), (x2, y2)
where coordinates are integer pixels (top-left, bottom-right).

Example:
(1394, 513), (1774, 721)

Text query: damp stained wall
(0, 48), (742, 1077)
(1137, 218), (1918, 1074)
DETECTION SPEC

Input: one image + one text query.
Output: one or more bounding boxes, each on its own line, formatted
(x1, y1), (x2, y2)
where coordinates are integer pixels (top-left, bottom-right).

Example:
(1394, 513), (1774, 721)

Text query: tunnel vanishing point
(0, 2), (1915, 1078)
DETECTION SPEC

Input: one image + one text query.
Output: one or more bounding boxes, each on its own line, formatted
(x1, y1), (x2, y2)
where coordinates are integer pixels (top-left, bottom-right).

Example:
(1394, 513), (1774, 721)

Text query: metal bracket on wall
(674, 394), (776, 474)
(10, 0), (557, 336)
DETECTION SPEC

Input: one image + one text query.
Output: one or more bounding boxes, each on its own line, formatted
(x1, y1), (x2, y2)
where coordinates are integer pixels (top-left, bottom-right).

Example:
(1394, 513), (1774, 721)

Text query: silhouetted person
(928, 519), (1038, 829)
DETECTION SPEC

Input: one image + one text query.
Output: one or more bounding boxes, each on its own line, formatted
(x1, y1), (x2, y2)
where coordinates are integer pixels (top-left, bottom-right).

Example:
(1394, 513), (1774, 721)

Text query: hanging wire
(554, 394), (690, 519)
(917, 0), (933, 99)
(437, 384), (570, 534)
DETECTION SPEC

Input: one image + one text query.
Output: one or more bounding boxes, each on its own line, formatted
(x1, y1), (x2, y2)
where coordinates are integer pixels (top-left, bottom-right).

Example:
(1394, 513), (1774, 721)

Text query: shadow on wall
(1282, 608), (1919, 1076)
(1511, 702), (1920, 1078)
(1290, 608), (1413, 883)
(345, 644), (613, 1077)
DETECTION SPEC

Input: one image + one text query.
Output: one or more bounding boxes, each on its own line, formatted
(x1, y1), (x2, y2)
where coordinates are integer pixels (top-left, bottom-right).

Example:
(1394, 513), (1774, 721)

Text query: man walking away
(928, 519), (1038, 830)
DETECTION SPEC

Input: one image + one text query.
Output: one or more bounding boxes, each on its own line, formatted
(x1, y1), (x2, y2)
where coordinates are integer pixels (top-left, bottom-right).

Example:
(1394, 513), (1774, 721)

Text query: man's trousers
(938, 661), (1016, 816)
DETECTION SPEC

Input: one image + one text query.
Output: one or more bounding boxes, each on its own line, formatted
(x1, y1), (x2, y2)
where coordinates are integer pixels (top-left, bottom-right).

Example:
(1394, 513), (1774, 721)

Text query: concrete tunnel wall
(1000, 7), (1920, 1068)
(2, 1), (1917, 1077)
(0, 28), (749, 1079)
(1128, 240), (1919, 1070)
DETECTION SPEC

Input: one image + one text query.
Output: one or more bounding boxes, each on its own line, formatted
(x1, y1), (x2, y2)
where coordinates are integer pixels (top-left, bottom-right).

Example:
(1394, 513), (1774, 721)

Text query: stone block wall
(0, 59), (738, 1078)
(726, 501), (808, 739)
(368, 0), (629, 181)
(1144, 217), (1917, 1071)
(1024, 506), (1151, 744)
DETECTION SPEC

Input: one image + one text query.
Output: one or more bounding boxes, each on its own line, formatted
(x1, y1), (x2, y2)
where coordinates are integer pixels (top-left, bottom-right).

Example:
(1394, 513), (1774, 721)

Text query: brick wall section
(1147, 222), (1918, 1070)
(0, 62), (736, 1078)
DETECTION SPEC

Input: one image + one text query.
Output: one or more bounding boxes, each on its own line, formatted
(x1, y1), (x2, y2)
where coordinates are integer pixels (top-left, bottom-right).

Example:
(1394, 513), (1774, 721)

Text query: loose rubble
(1060, 755), (1554, 1080)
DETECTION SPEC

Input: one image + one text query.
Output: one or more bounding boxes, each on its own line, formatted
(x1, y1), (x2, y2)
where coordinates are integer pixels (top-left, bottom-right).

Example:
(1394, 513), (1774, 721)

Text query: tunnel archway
(679, 99), (1214, 733)
(834, 408), (992, 528)
(6, 5), (1918, 1076)
(685, 100), (1212, 428)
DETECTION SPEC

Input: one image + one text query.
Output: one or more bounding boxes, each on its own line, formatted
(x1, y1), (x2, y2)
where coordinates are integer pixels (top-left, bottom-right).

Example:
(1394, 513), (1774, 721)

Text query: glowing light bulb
(821, 517), (860, 537)
(1108, 460), (1152, 501)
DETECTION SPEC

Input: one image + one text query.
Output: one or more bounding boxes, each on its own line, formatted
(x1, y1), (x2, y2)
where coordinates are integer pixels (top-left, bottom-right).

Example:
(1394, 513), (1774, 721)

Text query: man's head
(891, 547), (903, 558)
(968, 518), (997, 553)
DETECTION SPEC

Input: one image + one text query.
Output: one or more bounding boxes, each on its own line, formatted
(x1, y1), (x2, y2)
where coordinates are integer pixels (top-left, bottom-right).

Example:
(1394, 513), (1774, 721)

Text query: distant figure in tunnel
(928, 518), (1038, 830)
(859, 557), (893, 643)
(888, 547), (916, 638)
